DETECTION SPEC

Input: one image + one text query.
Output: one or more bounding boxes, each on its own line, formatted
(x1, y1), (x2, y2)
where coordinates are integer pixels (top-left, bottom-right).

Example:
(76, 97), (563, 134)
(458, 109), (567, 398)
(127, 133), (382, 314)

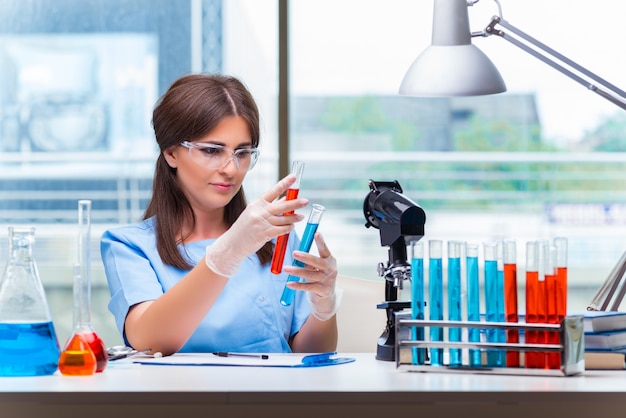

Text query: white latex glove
(284, 232), (342, 321)
(307, 287), (343, 322)
(205, 174), (308, 277)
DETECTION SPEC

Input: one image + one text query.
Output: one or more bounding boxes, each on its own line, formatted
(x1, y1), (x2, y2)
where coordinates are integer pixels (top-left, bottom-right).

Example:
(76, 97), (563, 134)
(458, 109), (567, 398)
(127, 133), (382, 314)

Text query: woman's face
(163, 115), (254, 215)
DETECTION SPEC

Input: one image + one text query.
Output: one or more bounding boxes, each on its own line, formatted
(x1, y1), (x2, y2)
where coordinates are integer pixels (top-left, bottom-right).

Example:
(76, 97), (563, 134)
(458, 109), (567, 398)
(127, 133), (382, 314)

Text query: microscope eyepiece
(363, 179), (426, 247)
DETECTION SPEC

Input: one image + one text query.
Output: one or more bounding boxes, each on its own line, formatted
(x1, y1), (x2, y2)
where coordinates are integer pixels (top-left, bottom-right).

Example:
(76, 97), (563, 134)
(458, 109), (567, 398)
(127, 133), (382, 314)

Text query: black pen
(213, 352), (269, 360)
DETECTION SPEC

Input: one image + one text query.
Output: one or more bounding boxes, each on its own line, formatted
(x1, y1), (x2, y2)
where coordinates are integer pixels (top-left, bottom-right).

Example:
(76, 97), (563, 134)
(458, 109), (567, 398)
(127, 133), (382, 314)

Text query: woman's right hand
(205, 174), (309, 277)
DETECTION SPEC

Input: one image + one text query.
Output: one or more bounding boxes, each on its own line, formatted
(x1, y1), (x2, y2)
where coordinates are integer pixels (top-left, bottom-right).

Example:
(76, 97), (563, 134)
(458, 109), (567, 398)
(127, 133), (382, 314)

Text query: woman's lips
(211, 182), (233, 192)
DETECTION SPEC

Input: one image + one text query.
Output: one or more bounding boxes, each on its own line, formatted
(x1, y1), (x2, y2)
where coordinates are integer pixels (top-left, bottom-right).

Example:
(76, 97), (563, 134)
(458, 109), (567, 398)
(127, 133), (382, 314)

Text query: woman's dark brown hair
(143, 73), (273, 269)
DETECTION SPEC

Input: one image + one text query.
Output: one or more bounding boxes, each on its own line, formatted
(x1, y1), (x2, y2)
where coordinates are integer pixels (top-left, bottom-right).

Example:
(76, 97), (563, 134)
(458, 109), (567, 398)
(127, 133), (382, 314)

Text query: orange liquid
(271, 188), (299, 274)
(504, 263), (519, 367)
(525, 270), (539, 368)
(58, 333), (97, 376)
(556, 267), (567, 319)
(545, 272), (560, 369)
(537, 280), (547, 368)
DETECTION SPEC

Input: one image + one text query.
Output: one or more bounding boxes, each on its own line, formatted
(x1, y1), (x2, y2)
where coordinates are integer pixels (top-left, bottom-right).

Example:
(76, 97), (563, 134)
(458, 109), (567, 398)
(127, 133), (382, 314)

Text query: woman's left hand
(283, 232), (340, 321)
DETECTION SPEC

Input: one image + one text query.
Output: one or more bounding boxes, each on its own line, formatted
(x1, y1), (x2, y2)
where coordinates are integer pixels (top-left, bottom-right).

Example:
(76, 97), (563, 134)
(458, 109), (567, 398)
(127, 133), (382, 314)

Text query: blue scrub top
(100, 217), (310, 353)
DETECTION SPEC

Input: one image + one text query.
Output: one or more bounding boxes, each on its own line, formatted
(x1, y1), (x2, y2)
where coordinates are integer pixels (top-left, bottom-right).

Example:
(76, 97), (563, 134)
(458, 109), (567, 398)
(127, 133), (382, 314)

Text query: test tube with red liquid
(503, 239), (520, 367)
(545, 244), (560, 369)
(554, 237), (568, 323)
(525, 240), (539, 368)
(533, 240), (549, 369)
(553, 237), (568, 370)
(271, 160), (305, 274)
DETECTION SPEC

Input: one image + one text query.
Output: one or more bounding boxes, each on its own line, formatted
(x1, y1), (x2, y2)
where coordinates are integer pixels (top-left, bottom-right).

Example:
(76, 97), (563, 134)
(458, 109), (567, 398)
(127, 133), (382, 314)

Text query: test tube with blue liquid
(410, 240), (425, 365)
(466, 243), (481, 367)
(428, 239), (443, 366)
(483, 241), (503, 367)
(447, 240), (463, 366)
(280, 204), (325, 306)
(495, 241), (506, 365)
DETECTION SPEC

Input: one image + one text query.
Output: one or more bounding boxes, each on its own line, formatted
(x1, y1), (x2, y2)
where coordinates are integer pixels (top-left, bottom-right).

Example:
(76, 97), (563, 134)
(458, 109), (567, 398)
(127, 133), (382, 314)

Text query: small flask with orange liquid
(59, 200), (108, 375)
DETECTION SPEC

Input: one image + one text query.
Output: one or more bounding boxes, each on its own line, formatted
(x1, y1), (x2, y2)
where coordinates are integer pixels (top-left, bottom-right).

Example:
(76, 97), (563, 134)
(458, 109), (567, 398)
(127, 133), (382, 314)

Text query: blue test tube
(466, 242), (481, 367)
(447, 240), (463, 366)
(280, 204), (325, 306)
(410, 240), (426, 365)
(495, 241), (506, 365)
(484, 241), (503, 367)
(428, 239), (443, 366)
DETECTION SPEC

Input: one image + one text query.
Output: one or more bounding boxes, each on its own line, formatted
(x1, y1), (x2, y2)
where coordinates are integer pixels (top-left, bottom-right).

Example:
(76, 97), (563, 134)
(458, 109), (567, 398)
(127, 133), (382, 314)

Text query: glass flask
(59, 200), (108, 375)
(0, 227), (61, 376)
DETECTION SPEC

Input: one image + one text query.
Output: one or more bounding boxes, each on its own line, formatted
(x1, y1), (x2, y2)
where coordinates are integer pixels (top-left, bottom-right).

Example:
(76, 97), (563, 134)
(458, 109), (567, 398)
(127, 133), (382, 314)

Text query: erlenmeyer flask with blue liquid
(0, 227), (61, 376)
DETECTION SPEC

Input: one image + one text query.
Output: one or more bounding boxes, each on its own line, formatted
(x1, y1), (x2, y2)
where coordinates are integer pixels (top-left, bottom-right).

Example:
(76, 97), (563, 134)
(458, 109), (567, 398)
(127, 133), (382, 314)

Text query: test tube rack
(394, 313), (585, 377)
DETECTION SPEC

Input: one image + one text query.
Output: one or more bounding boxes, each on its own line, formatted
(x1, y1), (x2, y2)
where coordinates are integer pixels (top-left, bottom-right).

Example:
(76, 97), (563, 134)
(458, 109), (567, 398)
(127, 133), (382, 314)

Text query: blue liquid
(0, 321), (60, 376)
(429, 257), (443, 366)
(447, 256), (462, 366)
(466, 255), (481, 367)
(280, 222), (319, 306)
(484, 259), (503, 367)
(410, 256), (425, 365)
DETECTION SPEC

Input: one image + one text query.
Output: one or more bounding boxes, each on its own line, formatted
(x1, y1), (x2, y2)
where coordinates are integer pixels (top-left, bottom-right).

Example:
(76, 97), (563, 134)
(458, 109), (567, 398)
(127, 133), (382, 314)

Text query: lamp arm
(481, 16), (626, 111)
(588, 249), (626, 311)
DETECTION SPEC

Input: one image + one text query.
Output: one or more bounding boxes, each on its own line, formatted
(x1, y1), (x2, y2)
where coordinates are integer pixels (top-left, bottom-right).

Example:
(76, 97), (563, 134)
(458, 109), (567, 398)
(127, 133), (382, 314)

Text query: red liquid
(545, 272), (560, 369)
(525, 270), (539, 368)
(504, 263), (519, 367)
(82, 331), (108, 372)
(58, 333), (97, 376)
(556, 267), (567, 320)
(537, 280), (547, 369)
(270, 188), (299, 274)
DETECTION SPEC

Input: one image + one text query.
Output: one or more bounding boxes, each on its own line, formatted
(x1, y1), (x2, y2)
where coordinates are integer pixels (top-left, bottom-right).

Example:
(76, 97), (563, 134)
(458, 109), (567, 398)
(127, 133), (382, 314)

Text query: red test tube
(545, 244), (560, 369)
(536, 240), (549, 369)
(525, 241), (539, 368)
(271, 160), (305, 274)
(554, 237), (568, 323)
(503, 239), (520, 368)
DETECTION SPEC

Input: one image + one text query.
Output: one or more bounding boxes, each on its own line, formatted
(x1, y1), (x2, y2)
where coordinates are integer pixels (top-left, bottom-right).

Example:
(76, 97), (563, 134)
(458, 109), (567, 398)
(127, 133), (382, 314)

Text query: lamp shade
(399, 0), (506, 97)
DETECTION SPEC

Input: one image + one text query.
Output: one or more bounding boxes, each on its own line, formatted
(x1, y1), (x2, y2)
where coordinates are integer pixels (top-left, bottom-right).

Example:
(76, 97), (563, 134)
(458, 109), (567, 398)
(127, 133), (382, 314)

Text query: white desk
(1, 353), (625, 417)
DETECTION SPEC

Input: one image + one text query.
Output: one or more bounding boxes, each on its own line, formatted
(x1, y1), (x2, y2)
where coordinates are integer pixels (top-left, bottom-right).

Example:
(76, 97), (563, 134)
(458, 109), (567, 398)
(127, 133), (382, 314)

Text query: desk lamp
(400, 0), (626, 110)
(363, 180), (426, 361)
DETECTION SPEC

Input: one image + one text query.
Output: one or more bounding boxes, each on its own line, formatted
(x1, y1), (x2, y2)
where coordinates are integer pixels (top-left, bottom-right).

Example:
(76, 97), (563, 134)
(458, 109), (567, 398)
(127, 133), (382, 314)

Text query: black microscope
(363, 180), (426, 361)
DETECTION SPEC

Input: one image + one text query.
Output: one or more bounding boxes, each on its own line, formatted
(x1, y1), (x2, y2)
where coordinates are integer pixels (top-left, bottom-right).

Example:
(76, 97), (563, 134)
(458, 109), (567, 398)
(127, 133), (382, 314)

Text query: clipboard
(132, 351), (355, 368)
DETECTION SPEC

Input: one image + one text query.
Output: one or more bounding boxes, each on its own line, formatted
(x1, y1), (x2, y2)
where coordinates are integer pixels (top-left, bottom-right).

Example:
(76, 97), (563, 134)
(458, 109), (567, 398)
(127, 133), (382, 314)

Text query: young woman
(101, 74), (340, 356)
